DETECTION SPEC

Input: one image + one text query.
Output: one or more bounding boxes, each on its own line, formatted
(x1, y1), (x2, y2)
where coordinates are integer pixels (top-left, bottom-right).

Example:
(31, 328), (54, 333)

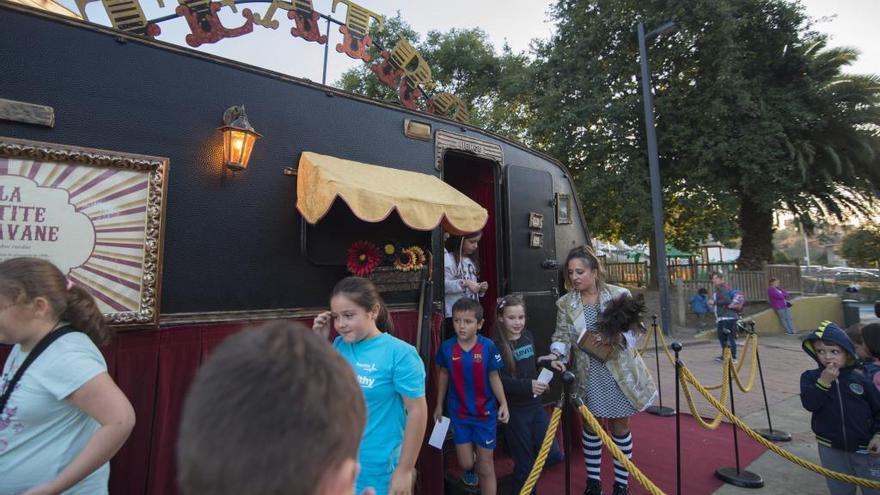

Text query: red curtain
(444, 157), (498, 336)
(1, 311), (446, 495)
(107, 331), (160, 495)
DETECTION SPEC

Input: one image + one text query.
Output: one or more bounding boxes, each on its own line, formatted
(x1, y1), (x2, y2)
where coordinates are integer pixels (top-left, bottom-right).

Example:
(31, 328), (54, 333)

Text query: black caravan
(0, 3), (593, 494)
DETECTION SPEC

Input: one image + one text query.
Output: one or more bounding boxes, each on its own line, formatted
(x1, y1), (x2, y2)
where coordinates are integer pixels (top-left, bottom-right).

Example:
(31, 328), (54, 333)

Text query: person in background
(689, 287), (710, 328)
(845, 323), (871, 363)
(710, 271), (739, 362)
(768, 278), (797, 335)
(444, 232), (488, 339)
(857, 323), (880, 393)
(0, 257), (135, 495)
(177, 321), (368, 495)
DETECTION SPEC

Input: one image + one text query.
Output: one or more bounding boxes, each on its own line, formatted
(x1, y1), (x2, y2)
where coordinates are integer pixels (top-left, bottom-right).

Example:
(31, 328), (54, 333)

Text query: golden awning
(296, 152), (488, 235)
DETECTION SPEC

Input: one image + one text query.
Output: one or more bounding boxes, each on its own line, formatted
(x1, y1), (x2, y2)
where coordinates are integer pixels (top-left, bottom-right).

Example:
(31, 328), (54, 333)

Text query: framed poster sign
(0, 137), (167, 327)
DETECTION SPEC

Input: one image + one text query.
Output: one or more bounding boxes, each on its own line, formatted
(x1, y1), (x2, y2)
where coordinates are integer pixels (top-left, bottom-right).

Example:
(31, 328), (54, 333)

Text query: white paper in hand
(534, 368), (554, 397)
(428, 416), (450, 449)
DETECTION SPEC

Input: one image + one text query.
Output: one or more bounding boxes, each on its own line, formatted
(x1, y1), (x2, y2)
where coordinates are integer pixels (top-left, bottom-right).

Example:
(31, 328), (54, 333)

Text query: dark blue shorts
(451, 418), (497, 449)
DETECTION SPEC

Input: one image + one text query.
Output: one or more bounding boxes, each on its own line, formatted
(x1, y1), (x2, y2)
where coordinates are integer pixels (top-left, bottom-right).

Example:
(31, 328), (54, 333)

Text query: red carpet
(533, 412), (768, 495)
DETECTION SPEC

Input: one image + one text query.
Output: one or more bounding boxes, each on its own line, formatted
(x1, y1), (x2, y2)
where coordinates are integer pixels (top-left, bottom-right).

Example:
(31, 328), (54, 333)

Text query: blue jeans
(775, 307), (796, 334)
(717, 319), (737, 359)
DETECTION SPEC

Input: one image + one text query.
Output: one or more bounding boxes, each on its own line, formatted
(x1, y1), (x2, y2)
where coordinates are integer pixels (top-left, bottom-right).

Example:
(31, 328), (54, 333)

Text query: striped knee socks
(582, 430), (602, 481)
(611, 432), (633, 487)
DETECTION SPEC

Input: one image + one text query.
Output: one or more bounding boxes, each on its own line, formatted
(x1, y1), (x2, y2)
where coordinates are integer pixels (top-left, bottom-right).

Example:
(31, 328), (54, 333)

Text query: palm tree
(738, 42), (880, 269)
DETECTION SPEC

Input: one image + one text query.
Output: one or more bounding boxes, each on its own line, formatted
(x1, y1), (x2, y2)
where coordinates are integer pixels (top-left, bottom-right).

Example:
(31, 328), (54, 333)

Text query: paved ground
(638, 325), (878, 495)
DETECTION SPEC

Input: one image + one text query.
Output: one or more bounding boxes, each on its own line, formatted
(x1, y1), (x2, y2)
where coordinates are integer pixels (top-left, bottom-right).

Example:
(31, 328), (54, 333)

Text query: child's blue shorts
(451, 418), (497, 449)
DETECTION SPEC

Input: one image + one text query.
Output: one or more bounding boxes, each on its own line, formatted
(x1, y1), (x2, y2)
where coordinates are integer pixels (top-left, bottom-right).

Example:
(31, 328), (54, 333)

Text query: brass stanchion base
(715, 467), (764, 488)
(645, 405), (676, 417)
(755, 428), (792, 442)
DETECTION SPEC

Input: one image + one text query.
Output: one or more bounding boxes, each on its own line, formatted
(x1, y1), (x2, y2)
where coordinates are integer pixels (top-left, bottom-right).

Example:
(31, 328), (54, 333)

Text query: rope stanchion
(672, 342), (683, 495)
(729, 333), (758, 393)
(518, 406), (562, 495)
(680, 365), (880, 490)
(713, 345), (764, 488)
(577, 403), (667, 495)
(742, 321), (792, 442)
(704, 333), (758, 392)
(646, 314), (675, 417)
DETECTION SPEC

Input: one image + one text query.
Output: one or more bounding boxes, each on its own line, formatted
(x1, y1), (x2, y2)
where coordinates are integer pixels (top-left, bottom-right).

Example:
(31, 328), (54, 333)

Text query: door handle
(541, 259), (559, 270)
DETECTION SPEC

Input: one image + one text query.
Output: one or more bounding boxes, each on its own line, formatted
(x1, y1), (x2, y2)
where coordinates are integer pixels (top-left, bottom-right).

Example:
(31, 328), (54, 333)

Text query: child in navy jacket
(800, 321), (880, 494)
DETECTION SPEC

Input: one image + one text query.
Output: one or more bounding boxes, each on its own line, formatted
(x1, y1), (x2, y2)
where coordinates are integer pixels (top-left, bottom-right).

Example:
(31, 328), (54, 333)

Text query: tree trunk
(737, 196), (774, 270)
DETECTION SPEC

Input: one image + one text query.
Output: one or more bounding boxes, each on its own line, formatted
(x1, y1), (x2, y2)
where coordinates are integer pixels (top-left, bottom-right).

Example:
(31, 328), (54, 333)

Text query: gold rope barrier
(577, 404), (667, 495)
(642, 319), (759, 395)
(704, 333), (757, 392)
(680, 364), (880, 489)
(518, 407), (562, 495)
(677, 347), (732, 429)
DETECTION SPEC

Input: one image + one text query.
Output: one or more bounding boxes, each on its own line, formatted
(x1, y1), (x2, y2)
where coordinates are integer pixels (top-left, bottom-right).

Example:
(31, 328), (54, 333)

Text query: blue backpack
(727, 289), (746, 314)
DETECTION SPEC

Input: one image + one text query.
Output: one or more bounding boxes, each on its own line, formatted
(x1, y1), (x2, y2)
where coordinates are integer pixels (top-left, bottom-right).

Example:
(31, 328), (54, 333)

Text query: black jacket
(800, 321), (880, 452)
(498, 330), (543, 408)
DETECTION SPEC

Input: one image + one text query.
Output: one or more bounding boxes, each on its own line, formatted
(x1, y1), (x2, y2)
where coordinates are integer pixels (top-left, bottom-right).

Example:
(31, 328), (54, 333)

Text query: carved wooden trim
(435, 130), (503, 171)
(0, 98), (55, 127)
(0, 136), (167, 328)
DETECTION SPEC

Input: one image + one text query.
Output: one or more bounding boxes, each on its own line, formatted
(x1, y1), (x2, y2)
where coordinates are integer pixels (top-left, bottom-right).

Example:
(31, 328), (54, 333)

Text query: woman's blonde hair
(563, 245), (605, 292)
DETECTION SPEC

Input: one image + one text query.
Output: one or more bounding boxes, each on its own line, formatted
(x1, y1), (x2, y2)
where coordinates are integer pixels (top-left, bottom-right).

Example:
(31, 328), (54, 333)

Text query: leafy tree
(337, 0), (880, 276)
(782, 43), (880, 246)
(840, 224), (880, 267)
(529, 0), (752, 258)
(336, 15), (534, 139)
(530, 0), (880, 270)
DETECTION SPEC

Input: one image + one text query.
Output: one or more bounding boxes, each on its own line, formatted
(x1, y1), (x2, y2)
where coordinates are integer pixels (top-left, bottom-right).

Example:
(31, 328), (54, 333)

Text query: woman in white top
(0, 257), (135, 495)
(443, 231), (487, 338)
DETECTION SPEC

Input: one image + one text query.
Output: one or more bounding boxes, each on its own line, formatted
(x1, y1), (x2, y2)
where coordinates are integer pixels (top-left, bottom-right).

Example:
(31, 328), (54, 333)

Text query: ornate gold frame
(0, 136), (168, 328)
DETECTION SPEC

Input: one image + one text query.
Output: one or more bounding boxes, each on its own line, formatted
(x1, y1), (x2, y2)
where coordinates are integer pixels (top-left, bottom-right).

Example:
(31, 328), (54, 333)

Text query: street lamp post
(637, 20), (677, 336)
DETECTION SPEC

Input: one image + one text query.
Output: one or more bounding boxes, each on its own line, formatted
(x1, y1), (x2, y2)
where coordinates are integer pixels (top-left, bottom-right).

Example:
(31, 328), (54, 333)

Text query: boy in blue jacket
(801, 320), (880, 494)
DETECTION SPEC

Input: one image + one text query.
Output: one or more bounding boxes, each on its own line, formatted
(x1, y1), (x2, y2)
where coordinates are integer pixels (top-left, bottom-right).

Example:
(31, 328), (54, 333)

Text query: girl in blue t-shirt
(0, 257), (135, 495)
(312, 276), (428, 495)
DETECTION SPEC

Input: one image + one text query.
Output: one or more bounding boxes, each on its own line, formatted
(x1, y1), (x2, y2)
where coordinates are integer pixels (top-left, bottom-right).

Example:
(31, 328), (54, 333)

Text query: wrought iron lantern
(219, 105), (261, 172)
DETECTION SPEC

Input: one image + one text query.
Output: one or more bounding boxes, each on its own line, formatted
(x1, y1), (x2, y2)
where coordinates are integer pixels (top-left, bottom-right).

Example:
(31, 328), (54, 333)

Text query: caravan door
(503, 165), (559, 356)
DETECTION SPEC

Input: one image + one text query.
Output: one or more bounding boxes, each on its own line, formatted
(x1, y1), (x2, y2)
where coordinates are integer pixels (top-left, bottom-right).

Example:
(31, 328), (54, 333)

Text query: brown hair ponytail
(63, 284), (112, 345)
(0, 257), (111, 346)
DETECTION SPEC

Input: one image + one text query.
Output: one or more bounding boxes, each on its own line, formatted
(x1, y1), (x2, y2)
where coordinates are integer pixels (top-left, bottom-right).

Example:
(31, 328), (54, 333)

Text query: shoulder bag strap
(0, 325), (78, 412)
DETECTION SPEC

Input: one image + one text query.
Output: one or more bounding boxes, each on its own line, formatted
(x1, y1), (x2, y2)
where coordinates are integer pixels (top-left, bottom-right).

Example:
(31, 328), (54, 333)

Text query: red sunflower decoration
(346, 240), (381, 276)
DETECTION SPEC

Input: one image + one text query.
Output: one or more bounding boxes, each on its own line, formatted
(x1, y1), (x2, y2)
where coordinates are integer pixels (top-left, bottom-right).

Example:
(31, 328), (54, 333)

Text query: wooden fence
(603, 261), (802, 302)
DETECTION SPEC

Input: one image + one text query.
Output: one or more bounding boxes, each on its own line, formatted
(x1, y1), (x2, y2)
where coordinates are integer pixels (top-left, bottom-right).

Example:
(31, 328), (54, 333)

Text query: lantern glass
(222, 128), (258, 171)
(219, 105), (261, 172)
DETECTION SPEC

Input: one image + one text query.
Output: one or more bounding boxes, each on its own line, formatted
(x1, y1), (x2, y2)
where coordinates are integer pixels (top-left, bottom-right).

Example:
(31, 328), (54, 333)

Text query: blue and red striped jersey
(436, 335), (504, 421)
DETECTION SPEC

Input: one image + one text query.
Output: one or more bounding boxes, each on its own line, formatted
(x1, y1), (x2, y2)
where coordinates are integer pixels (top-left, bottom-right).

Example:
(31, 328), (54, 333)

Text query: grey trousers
(818, 444), (880, 495)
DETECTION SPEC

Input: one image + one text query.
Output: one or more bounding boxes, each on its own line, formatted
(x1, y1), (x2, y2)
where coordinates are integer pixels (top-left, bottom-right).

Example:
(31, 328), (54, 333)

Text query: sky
(59, 0), (879, 84)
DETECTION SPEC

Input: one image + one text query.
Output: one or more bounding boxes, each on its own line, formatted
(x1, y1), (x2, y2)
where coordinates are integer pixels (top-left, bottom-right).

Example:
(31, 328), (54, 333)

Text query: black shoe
(611, 483), (628, 495)
(584, 478), (602, 495)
